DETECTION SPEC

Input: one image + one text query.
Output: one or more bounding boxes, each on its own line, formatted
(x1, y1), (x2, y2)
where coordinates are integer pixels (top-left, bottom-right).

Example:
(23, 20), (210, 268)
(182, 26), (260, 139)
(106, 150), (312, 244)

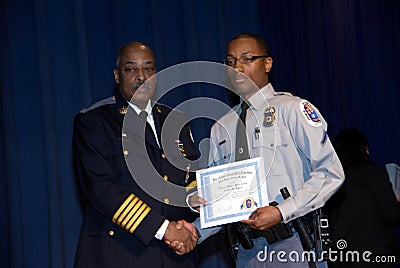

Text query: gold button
(164, 198), (170, 204)
(182, 153), (187, 157)
(161, 153), (166, 158)
(163, 175), (169, 181)
(123, 150), (129, 155)
(109, 230), (114, 236)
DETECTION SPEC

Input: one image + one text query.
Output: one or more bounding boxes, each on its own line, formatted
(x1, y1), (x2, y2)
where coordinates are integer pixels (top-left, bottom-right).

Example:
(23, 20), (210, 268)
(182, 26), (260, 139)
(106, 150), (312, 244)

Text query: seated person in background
(324, 127), (400, 268)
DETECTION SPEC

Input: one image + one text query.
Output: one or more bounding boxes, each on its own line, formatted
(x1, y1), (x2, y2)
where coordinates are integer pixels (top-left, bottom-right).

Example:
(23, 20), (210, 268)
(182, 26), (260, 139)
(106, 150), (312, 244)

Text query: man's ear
(264, 57), (273, 73)
(114, 69), (120, 84)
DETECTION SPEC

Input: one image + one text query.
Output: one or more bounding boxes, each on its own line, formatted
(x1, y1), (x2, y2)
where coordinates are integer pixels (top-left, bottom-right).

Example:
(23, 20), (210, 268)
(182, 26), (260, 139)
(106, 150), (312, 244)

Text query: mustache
(130, 82), (145, 91)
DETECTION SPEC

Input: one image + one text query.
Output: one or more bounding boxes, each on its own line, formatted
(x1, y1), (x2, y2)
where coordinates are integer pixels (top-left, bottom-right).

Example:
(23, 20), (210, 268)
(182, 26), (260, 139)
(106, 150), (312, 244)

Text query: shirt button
(163, 175), (169, 181)
(164, 198), (170, 204)
(108, 230), (114, 236)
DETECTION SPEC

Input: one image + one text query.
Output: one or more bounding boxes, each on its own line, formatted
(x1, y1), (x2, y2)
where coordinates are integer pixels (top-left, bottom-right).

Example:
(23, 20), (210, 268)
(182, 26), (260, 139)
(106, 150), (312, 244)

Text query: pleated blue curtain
(260, 0), (400, 166)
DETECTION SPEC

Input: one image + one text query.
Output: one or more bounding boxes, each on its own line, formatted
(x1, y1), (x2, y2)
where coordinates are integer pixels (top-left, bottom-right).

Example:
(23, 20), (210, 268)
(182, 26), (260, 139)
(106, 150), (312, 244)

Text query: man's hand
(188, 192), (207, 212)
(241, 205), (283, 230)
(176, 220), (199, 238)
(163, 221), (198, 255)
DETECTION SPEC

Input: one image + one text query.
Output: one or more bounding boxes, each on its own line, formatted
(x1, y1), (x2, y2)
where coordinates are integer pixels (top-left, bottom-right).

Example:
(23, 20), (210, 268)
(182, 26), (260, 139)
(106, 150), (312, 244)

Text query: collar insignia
(119, 106), (127, 115)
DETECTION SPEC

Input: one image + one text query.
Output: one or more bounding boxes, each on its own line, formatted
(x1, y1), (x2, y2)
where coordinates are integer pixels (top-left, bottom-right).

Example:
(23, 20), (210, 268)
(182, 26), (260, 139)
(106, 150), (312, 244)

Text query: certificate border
(197, 157), (267, 228)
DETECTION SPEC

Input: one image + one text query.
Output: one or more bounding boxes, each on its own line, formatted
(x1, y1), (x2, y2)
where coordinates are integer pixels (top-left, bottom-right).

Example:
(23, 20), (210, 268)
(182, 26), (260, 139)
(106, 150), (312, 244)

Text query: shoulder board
(80, 96), (116, 113)
(273, 92), (293, 96)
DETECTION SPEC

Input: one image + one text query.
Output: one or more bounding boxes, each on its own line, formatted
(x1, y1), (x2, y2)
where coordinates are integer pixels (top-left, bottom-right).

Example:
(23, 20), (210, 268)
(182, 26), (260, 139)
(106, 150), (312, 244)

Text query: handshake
(163, 220), (199, 255)
(163, 194), (207, 254)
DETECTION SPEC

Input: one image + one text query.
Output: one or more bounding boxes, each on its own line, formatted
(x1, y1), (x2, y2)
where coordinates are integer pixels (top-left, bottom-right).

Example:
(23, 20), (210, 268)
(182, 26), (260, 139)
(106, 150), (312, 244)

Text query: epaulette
(80, 96), (116, 113)
(273, 92), (293, 97)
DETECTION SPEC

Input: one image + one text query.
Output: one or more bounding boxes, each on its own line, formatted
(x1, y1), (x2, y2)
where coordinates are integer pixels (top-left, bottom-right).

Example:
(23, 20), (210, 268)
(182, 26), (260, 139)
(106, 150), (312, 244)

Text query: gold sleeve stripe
(112, 194), (152, 233)
(121, 200), (143, 228)
(129, 207), (151, 233)
(116, 197), (139, 225)
(112, 194), (135, 223)
(185, 180), (197, 192)
(125, 202), (146, 231)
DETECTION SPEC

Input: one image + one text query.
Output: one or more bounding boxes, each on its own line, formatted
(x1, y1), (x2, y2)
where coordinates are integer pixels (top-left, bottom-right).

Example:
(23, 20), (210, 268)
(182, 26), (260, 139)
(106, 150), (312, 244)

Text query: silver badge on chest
(263, 107), (276, 127)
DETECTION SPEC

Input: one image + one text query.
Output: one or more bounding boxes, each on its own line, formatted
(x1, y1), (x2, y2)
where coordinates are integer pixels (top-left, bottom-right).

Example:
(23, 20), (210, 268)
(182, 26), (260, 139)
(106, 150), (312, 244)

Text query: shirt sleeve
(154, 219), (170, 240)
(276, 99), (345, 223)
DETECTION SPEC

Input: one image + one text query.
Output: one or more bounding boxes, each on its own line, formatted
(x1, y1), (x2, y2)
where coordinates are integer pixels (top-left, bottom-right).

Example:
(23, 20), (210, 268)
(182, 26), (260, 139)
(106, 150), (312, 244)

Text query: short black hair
(227, 32), (269, 56)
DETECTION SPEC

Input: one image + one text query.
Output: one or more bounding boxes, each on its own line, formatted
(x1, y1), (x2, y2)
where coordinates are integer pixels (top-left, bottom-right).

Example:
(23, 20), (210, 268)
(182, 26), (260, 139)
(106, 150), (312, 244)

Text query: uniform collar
(246, 83), (275, 111)
(128, 100), (152, 116)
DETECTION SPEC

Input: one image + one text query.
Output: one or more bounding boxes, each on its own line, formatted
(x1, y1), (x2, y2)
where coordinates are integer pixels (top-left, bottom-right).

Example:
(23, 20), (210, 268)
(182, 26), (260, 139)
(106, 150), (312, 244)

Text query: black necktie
(230, 102), (254, 253)
(139, 111), (158, 147)
(139, 110), (148, 122)
(235, 101), (250, 161)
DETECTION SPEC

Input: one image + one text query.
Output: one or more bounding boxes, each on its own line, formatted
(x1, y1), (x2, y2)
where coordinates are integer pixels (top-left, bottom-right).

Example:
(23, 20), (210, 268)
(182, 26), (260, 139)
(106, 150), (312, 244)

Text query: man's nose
(233, 60), (244, 71)
(136, 69), (146, 81)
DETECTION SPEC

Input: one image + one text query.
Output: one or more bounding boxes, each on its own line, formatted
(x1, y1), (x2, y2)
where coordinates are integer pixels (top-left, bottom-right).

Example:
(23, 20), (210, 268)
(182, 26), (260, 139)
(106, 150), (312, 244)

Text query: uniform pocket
(252, 129), (297, 176)
(212, 139), (234, 166)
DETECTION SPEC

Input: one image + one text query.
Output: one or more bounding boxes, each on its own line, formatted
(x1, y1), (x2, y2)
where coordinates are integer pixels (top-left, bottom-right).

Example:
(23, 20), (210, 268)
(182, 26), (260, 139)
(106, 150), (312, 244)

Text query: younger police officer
(182, 33), (344, 267)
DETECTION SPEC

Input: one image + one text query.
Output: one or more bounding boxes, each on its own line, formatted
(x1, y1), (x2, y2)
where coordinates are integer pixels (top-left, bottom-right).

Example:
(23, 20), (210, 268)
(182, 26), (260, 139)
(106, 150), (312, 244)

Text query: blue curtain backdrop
(1, 0), (399, 267)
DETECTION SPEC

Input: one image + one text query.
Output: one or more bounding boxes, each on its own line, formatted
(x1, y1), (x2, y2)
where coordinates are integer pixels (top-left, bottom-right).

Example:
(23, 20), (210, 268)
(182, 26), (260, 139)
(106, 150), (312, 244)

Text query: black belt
(250, 222), (294, 244)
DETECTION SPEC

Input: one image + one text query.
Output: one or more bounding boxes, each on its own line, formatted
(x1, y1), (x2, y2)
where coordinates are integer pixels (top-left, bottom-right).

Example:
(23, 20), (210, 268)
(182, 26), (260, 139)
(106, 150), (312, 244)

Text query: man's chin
(232, 81), (252, 94)
(131, 87), (154, 98)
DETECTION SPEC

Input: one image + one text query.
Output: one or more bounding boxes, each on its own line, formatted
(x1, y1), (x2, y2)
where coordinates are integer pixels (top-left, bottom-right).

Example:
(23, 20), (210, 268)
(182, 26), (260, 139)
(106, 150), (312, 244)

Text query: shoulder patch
(299, 100), (322, 127)
(80, 96), (116, 113)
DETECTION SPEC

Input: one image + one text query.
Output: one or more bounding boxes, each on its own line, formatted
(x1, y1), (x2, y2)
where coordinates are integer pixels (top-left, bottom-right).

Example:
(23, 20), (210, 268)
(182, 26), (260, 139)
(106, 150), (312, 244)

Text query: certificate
(196, 157), (268, 229)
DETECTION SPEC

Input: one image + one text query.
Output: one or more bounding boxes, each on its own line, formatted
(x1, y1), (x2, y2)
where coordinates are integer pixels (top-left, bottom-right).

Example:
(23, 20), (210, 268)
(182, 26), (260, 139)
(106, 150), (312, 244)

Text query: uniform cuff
(186, 191), (200, 213)
(154, 219), (170, 240)
(276, 197), (298, 223)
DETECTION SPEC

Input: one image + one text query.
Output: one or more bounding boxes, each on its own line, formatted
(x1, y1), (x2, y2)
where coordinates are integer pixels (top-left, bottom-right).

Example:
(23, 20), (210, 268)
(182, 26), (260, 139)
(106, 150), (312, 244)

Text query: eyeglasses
(224, 55), (268, 67)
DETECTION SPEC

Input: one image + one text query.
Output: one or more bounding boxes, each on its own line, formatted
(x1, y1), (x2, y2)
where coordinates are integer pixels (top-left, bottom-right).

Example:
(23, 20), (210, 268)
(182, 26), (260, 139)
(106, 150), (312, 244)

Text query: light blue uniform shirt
(195, 83), (344, 242)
